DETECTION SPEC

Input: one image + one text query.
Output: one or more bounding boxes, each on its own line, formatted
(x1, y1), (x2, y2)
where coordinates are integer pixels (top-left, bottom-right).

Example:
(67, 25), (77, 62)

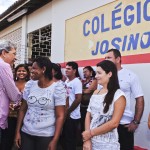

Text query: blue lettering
(144, 0), (150, 21)
(92, 41), (99, 55)
(83, 20), (90, 36)
(101, 14), (110, 32)
(100, 40), (109, 54)
(111, 37), (121, 50)
(124, 5), (134, 26)
(122, 35), (127, 51)
(137, 2), (141, 23)
(112, 8), (121, 30)
(127, 33), (139, 50)
(140, 31), (150, 49)
(92, 16), (100, 34)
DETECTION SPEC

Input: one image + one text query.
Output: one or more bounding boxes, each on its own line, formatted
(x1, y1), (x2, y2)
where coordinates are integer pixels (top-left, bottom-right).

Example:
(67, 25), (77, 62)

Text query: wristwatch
(132, 120), (140, 125)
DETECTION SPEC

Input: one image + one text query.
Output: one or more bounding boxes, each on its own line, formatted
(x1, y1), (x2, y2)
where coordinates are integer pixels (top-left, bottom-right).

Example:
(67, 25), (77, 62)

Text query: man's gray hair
(0, 40), (17, 54)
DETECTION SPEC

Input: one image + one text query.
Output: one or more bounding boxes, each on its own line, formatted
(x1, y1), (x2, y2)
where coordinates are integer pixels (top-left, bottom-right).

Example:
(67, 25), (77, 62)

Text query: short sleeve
(114, 89), (125, 102)
(54, 81), (66, 106)
(74, 79), (82, 94)
(23, 80), (34, 100)
(87, 95), (93, 113)
(130, 73), (144, 98)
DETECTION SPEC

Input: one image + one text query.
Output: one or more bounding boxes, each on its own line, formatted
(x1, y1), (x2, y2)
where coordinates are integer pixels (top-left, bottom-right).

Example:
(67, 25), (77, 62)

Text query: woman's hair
(97, 60), (120, 113)
(83, 66), (96, 78)
(14, 64), (30, 81)
(33, 56), (53, 80)
(66, 61), (80, 78)
(52, 63), (63, 80)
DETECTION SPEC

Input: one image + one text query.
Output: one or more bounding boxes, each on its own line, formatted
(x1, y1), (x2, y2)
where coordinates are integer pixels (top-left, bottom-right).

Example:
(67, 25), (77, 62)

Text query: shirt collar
(0, 57), (4, 62)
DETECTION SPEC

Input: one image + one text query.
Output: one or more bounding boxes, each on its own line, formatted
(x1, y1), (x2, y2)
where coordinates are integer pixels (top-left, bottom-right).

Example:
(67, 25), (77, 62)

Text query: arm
(134, 96), (144, 122)
(85, 112), (91, 131)
(15, 100), (28, 148)
(83, 112), (92, 150)
(67, 94), (82, 116)
(0, 65), (22, 102)
(48, 106), (65, 150)
(83, 79), (97, 94)
(128, 96), (144, 132)
(148, 114), (150, 129)
(82, 95), (126, 141)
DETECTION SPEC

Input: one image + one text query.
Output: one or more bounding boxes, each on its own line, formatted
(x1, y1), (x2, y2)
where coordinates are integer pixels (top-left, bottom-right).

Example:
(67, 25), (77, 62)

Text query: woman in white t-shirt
(82, 60), (126, 150)
(15, 57), (66, 150)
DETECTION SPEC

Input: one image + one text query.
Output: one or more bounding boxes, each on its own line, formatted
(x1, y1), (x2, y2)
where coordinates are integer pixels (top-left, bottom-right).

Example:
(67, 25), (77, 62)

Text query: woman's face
(95, 66), (111, 86)
(30, 62), (44, 80)
(16, 67), (28, 80)
(83, 68), (92, 79)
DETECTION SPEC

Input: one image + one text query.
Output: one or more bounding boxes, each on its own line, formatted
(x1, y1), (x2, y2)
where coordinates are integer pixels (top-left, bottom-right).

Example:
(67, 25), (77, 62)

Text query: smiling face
(30, 62), (45, 80)
(16, 67), (28, 80)
(95, 66), (112, 87)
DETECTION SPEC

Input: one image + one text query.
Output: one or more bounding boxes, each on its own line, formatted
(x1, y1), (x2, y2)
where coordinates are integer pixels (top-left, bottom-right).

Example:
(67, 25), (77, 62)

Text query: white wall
(27, 2), (52, 33)
(123, 63), (150, 149)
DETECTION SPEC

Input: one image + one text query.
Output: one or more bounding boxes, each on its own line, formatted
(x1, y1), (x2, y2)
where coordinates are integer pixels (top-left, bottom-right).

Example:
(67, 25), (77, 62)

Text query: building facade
(0, 0), (150, 149)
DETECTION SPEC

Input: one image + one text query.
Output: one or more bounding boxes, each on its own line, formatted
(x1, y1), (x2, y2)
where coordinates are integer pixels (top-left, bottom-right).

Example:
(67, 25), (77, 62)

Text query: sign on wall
(65, 0), (150, 66)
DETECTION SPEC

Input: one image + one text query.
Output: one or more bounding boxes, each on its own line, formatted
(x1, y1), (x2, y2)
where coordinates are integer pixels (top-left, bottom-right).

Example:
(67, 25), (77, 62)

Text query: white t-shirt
(21, 80), (66, 137)
(118, 68), (143, 124)
(87, 89), (125, 150)
(65, 78), (82, 119)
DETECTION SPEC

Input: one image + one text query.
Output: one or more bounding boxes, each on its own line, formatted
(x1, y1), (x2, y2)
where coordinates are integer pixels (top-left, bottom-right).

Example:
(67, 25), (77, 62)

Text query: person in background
(62, 61), (82, 150)
(15, 57), (66, 150)
(0, 40), (22, 148)
(26, 63), (32, 73)
(56, 63), (66, 82)
(105, 49), (144, 150)
(52, 63), (63, 82)
(82, 60), (126, 150)
(52, 63), (67, 150)
(81, 66), (97, 132)
(1, 64), (30, 150)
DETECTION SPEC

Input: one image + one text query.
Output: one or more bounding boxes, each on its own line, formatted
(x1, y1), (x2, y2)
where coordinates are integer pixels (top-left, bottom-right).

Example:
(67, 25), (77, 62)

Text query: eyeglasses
(28, 96), (51, 105)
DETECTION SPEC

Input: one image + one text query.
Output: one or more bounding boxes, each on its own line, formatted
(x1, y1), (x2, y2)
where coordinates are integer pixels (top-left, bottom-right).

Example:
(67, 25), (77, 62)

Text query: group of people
(0, 40), (145, 150)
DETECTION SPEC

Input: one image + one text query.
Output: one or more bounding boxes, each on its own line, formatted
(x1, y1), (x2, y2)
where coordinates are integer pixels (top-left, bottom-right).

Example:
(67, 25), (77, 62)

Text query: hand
(82, 130), (92, 142)
(83, 140), (92, 150)
(15, 132), (21, 148)
(124, 121), (138, 132)
(48, 139), (57, 150)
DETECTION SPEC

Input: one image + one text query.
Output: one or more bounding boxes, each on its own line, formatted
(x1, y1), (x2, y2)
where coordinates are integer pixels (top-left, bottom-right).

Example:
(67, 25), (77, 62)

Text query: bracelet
(132, 120), (140, 125)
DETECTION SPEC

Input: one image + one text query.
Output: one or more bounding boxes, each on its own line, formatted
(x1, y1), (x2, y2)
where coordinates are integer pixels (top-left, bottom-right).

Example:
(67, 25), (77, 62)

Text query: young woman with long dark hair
(82, 60), (126, 150)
